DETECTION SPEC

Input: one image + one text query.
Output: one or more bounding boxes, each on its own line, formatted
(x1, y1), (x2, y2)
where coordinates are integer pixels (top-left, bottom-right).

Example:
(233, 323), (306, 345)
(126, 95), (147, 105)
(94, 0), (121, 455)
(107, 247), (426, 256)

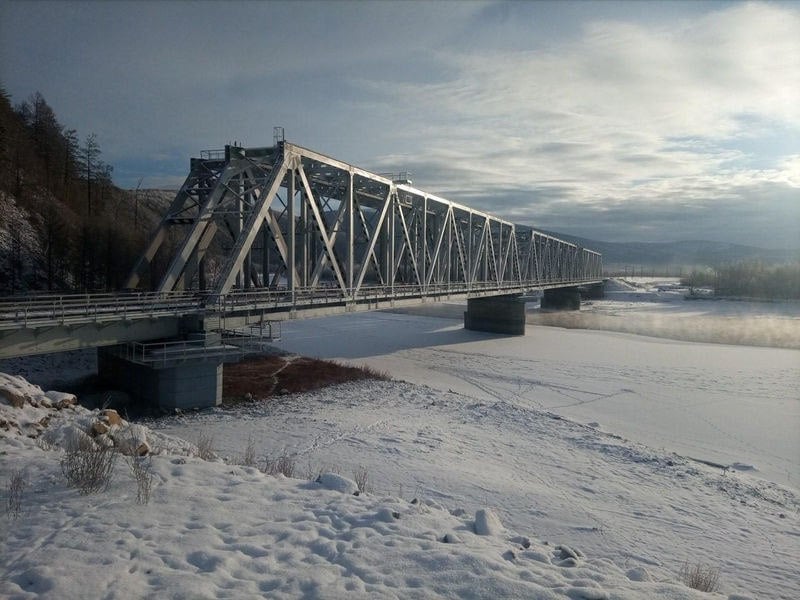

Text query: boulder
(316, 473), (358, 495)
(116, 424), (150, 456)
(474, 508), (504, 536)
(0, 389), (26, 408)
(92, 421), (110, 436)
(45, 391), (77, 409)
(91, 409), (126, 437)
(102, 409), (124, 426)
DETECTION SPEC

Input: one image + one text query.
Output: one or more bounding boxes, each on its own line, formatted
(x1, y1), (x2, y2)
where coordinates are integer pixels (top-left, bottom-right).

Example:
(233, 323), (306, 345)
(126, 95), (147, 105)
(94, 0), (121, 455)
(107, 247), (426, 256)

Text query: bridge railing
(105, 326), (282, 368)
(0, 290), (203, 329)
(208, 278), (601, 312)
(0, 275), (602, 331)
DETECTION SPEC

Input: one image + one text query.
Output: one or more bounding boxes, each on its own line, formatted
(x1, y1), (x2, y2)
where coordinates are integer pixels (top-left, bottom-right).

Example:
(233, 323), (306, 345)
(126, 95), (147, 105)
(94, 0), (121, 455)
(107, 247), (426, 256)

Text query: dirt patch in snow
(222, 355), (389, 404)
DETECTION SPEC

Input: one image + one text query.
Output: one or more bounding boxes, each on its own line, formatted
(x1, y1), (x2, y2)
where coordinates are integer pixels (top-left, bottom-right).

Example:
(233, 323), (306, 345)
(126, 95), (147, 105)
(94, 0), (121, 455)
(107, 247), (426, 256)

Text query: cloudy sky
(1, 0), (798, 248)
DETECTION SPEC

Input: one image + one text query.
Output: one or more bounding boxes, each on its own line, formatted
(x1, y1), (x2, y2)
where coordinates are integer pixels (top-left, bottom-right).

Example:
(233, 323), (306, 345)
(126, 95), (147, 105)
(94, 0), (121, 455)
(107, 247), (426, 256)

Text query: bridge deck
(0, 279), (601, 358)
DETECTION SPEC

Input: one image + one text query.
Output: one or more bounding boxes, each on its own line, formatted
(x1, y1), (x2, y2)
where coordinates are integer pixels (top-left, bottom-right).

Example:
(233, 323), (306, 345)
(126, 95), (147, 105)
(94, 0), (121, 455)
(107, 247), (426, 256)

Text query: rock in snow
(474, 507), (504, 535)
(625, 566), (652, 582)
(316, 472), (359, 494)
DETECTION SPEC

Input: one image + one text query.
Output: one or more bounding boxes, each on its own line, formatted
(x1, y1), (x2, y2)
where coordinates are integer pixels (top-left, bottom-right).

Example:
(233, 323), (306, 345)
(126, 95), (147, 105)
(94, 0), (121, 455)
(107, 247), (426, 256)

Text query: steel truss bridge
(0, 138), (602, 359)
(127, 138), (602, 300)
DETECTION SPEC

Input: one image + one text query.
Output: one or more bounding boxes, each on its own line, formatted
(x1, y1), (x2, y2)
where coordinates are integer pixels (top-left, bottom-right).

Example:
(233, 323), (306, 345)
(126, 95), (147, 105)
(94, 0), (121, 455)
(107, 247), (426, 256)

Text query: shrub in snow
(679, 561), (720, 593)
(6, 468), (27, 519)
(316, 472), (359, 495)
(60, 440), (117, 495)
(262, 452), (296, 477)
(125, 454), (154, 505)
(239, 435), (257, 467)
(36, 433), (56, 451)
(474, 508), (503, 536)
(352, 465), (370, 494)
(194, 431), (216, 461)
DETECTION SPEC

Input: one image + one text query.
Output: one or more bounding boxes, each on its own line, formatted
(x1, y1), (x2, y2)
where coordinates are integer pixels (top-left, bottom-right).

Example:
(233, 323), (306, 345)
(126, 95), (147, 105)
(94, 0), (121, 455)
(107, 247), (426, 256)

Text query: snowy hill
(2, 283), (798, 599)
(2, 370), (795, 598)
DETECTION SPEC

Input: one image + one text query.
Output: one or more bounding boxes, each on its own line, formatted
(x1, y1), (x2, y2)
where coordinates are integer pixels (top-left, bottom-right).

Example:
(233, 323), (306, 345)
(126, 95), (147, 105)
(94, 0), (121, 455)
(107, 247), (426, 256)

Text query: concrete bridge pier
(541, 287), (581, 311)
(579, 281), (605, 299)
(464, 294), (526, 335)
(98, 346), (223, 412)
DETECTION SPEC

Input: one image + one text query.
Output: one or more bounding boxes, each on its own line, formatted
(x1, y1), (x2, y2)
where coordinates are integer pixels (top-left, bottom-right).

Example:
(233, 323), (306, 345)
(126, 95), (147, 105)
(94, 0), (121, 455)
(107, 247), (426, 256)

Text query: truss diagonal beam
(354, 188), (393, 293)
(213, 158), (289, 295)
(297, 165), (348, 294)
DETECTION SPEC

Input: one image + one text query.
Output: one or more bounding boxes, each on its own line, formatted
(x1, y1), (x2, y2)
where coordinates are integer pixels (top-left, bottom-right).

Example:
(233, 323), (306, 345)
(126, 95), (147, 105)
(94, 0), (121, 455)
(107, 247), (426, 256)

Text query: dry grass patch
(194, 430), (216, 461)
(679, 562), (720, 593)
(6, 469), (27, 519)
(126, 454), (154, 505)
(353, 465), (371, 494)
(223, 355), (389, 404)
(61, 440), (117, 495)
(262, 452), (296, 478)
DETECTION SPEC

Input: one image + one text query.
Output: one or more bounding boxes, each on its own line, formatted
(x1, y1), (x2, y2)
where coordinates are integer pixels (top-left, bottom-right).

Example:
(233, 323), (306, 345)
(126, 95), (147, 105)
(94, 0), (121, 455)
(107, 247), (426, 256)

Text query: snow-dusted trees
(0, 87), (142, 293)
(683, 260), (800, 299)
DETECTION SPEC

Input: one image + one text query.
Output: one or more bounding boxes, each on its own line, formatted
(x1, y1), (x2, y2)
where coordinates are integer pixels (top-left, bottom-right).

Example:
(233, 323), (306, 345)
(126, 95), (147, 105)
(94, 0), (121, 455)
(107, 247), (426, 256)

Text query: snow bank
(151, 378), (799, 599)
(0, 373), (743, 599)
(0, 372), (197, 458)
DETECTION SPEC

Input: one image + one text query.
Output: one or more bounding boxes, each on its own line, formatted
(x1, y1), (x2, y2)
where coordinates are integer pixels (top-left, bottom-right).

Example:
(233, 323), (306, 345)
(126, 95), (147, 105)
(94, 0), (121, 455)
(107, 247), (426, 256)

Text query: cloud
(352, 2), (800, 247)
(1, 1), (797, 247)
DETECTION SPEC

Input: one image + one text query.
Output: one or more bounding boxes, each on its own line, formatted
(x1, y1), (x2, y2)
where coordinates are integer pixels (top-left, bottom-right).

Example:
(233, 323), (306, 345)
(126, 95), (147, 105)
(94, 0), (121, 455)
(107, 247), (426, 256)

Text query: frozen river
(273, 296), (800, 491)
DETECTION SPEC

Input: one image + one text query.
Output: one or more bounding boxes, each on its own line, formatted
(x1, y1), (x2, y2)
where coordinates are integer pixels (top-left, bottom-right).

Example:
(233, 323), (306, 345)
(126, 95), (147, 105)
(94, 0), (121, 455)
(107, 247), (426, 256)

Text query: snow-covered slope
(1, 374), (747, 600)
(150, 380), (798, 600)
(2, 283), (797, 599)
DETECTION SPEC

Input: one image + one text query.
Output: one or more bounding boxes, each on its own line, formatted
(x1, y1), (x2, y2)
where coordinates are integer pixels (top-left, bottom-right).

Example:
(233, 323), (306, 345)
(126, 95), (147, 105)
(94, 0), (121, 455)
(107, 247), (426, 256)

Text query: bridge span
(1, 137), (602, 409)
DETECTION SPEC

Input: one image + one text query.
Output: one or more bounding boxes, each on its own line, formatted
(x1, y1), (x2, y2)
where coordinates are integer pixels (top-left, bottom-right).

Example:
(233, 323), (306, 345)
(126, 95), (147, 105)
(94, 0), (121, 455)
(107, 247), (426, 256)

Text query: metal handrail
(0, 276), (602, 331)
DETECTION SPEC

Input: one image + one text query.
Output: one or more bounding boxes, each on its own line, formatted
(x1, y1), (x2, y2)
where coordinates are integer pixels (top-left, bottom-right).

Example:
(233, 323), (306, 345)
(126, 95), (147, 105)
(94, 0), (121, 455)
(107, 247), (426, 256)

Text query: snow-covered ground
(266, 300), (799, 490)
(2, 279), (798, 598)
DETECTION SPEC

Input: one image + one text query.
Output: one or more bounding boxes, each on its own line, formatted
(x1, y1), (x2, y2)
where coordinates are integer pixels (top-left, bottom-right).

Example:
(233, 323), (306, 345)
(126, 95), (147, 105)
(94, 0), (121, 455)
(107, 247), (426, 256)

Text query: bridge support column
(98, 348), (222, 411)
(464, 294), (525, 335)
(541, 287), (581, 311)
(579, 282), (605, 299)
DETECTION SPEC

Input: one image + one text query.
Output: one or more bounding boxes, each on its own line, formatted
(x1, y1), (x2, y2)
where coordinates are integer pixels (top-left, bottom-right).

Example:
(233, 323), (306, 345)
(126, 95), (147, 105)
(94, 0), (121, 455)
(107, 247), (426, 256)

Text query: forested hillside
(0, 87), (158, 294)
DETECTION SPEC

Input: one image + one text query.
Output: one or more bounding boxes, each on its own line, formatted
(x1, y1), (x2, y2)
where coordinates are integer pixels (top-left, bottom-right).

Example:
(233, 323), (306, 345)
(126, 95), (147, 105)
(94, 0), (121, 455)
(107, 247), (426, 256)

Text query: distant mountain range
(538, 230), (799, 271)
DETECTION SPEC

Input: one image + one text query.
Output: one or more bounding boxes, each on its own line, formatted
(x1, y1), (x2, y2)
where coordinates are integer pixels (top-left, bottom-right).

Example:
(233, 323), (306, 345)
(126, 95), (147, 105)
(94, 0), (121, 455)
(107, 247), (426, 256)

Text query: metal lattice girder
(126, 141), (603, 302)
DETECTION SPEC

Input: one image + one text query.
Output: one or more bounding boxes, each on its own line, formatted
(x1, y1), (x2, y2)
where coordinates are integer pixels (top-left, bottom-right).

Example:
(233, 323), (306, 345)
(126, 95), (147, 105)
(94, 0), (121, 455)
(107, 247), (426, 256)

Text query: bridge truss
(126, 139), (602, 304)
